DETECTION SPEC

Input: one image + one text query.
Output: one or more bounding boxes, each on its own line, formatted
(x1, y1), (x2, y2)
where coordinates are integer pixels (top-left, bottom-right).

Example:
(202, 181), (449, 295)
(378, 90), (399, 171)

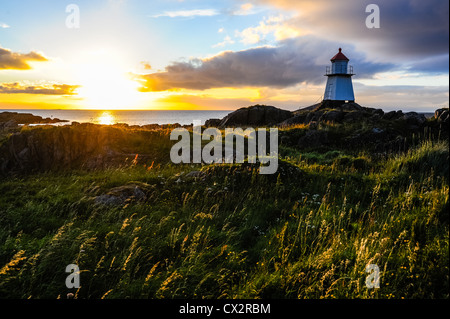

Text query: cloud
(150, 9), (218, 18)
(406, 54), (450, 74)
(236, 14), (300, 45)
(0, 23), (10, 28)
(253, 0), (449, 65)
(354, 83), (449, 111)
(136, 36), (395, 92)
(140, 61), (152, 70)
(0, 47), (48, 70)
(150, 3), (263, 19)
(154, 91), (261, 110)
(233, 3), (258, 15)
(212, 35), (235, 48)
(0, 82), (80, 95)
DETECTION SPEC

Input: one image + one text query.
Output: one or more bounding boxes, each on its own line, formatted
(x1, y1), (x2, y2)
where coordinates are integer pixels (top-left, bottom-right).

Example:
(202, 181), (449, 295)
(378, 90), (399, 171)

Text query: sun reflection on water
(96, 112), (116, 125)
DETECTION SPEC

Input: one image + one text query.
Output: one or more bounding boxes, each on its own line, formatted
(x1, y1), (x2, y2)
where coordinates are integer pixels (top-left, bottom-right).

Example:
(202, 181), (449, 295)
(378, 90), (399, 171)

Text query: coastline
(0, 108), (436, 127)
(0, 109), (234, 126)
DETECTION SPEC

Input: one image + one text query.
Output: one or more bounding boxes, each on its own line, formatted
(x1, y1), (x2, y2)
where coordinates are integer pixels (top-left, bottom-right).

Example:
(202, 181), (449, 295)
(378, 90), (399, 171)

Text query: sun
(74, 48), (143, 110)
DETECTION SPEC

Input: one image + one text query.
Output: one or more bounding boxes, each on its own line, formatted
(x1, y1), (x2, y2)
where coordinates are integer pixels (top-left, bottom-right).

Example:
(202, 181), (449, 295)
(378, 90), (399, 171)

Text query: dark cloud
(0, 82), (80, 95)
(254, 0), (449, 72)
(137, 36), (395, 92)
(369, 0), (449, 57)
(406, 54), (449, 74)
(0, 47), (48, 70)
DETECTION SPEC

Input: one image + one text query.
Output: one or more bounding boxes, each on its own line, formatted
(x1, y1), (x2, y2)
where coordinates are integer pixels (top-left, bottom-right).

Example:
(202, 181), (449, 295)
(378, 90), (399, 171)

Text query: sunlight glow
(74, 49), (143, 110)
(96, 111), (116, 125)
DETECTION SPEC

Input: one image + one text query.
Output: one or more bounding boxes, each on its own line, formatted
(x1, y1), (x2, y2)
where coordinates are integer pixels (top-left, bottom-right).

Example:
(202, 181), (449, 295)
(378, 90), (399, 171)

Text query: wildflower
(0, 250), (27, 276)
(131, 154), (139, 166)
(101, 290), (113, 299)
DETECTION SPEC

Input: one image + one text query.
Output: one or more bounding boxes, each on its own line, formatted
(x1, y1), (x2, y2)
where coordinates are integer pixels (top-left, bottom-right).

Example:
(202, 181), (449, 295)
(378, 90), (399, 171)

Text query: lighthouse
(323, 48), (355, 106)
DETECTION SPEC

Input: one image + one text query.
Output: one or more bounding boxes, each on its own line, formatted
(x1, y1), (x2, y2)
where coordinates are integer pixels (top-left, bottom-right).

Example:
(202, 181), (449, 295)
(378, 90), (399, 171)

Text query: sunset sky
(0, 0), (448, 111)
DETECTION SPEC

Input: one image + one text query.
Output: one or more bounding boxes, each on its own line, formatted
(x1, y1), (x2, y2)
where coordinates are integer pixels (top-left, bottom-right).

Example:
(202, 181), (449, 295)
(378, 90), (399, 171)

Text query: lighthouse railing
(348, 65), (354, 74)
(325, 65), (354, 75)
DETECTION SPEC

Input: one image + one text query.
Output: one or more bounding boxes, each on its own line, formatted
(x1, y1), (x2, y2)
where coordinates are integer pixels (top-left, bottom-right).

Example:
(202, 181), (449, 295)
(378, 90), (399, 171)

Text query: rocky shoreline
(1, 103), (447, 131)
(0, 111), (69, 129)
(0, 104), (448, 175)
(206, 103), (447, 129)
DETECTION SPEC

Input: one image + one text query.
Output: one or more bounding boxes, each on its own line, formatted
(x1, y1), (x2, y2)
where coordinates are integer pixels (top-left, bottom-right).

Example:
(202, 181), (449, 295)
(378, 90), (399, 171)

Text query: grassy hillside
(0, 121), (448, 299)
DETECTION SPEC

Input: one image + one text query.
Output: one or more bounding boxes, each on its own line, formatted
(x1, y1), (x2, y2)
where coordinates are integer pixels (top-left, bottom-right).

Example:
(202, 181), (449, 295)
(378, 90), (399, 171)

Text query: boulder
(314, 101), (362, 112)
(373, 109), (384, 116)
(219, 105), (292, 127)
(279, 113), (308, 126)
(343, 111), (364, 123)
(339, 102), (363, 112)
(204, 118), (221, 127)
(185, 170), (203, 178)
(369, 113), (382, 122)
(319, 110), (345, 123)
(305, 110), (324, 123)
(382, 110), (404, 121)
(297, 130), (329, 148)
(0, 119), (18, 131)
(94, 184), (147, 206)
(434, 108), (449, 123)
(372, 127), (384, 134)
(401, 112), (427, 127)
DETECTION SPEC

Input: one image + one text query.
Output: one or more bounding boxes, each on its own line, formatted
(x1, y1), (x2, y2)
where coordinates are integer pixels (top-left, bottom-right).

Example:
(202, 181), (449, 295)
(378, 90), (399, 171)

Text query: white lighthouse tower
(323, 48), (355, 105)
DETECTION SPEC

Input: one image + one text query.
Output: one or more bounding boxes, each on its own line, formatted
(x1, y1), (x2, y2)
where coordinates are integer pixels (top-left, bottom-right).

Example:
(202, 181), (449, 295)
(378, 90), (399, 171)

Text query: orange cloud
(0, 82), (80, 95)
(0, 47), (48, 70)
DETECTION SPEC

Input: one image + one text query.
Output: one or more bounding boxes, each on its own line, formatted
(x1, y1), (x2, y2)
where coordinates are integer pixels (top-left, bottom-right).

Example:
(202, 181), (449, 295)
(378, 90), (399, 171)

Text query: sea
(0, 109), (435, 126)
(0, 109), (232, 126)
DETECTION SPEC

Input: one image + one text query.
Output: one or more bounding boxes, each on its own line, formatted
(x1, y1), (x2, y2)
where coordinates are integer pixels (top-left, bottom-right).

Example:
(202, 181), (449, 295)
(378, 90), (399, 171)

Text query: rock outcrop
(0, 105), (447, 175)
(280, 102), (429, 132)
(297, 130), (329, 148)
(0, 119), (18, 131)
(0, 124), (122, 173)
(0, 111), (68, 125)
(94, 183), (149, 206)
(218, 105), (292, 127)
(434, 108), (449, 124)
(0, 124), (171, 174)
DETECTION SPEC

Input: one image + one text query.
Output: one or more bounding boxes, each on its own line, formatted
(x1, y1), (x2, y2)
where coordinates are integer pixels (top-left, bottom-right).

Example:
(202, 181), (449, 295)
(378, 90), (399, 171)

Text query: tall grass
(0, 138), (448, 299)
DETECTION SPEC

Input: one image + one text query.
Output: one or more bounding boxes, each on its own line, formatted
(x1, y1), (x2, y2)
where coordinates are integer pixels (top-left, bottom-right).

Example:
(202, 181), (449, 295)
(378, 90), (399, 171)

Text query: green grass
(0, 131), (448, 299)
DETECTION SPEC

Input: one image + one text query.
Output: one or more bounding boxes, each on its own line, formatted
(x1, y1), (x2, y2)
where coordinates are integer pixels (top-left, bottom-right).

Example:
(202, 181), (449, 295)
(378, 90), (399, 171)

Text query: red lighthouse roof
(330, 48), (349, 61)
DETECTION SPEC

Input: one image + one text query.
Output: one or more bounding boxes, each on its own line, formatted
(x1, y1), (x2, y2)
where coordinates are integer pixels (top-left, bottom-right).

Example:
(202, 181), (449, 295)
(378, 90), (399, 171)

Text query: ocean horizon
(0, 109), (233, 126)
(1, 108), (436, 127)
